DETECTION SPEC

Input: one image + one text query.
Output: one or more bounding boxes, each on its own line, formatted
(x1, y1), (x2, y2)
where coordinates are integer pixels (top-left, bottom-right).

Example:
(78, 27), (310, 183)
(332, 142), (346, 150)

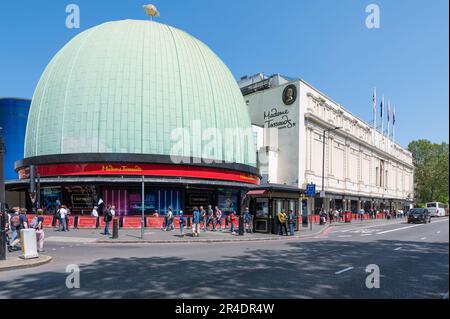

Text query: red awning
(246, 190), (266, 196)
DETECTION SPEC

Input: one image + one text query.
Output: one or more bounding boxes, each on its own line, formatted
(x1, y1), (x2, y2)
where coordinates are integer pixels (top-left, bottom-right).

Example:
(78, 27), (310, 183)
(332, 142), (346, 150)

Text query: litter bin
(345, 211), (352, 223)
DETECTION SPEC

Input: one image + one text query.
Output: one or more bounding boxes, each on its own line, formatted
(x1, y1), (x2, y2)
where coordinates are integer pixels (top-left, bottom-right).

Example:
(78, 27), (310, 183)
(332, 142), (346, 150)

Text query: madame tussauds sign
(264, 108), (296, 129)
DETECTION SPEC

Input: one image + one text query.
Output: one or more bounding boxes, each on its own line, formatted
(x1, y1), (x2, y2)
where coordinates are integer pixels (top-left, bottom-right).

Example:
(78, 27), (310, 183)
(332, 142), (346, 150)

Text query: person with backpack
(102, 205), (113, 235)
(179, 210), (185, 237)
(199, 206), (207, 232)
(192, 207), (200, 237)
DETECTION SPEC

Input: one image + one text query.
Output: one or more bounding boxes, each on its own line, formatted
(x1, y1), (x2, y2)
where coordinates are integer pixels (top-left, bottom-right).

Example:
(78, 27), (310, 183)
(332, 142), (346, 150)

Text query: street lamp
(321, 127), (342, 193)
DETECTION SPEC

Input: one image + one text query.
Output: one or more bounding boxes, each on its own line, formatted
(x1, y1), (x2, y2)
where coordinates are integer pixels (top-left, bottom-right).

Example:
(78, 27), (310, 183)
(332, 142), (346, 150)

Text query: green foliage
(408, 140), (449, 205)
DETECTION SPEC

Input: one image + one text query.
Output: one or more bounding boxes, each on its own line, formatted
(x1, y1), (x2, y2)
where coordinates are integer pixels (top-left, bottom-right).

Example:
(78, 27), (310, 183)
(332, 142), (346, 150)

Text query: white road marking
(52, 248), (56, 251)
(335, 267), (354, 275)
(361, 234), (373, 236)
(421, 237), (427, 240)
(394, 247), (402, 251)
(338, 235), (352, 238)
(437, 231), (441, 234)
(431, 218), (449, 223)
(339, 222), (404, 233)
(376, 224), (422, 235)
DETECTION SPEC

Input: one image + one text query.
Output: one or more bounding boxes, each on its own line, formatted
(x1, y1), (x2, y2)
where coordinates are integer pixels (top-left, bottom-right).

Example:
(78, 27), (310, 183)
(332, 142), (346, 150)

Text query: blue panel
(0, 98), (31, 180)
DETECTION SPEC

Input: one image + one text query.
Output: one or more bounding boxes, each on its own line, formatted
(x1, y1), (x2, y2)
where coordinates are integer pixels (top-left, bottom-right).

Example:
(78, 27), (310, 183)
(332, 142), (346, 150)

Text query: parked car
(407, 208), (432, 224)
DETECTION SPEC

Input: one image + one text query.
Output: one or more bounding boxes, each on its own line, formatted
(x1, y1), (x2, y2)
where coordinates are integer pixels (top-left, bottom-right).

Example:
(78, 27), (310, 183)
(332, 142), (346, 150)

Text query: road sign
(320, 191), (326, 198)
(306, 184), (316, 197)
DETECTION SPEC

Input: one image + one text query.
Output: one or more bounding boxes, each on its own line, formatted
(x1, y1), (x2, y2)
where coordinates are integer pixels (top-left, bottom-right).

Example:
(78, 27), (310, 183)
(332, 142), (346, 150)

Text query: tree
(408, 140), (449, 205)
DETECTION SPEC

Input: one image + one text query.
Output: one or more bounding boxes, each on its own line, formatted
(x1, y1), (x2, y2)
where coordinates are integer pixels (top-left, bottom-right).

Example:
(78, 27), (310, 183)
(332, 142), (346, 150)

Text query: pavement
(40, 217), (404, 244)
(0, 217), (447, 299)
(0, 255), (53, 272)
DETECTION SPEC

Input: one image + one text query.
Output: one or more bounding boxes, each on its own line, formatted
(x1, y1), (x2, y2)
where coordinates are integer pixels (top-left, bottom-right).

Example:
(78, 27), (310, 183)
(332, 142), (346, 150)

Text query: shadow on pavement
(0, 239), (447, 299)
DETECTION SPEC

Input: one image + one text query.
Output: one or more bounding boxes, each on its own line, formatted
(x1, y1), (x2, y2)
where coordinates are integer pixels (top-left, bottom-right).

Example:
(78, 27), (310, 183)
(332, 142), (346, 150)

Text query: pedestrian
(277, 209), (288, 236)
(244, 209), (251, 233)
(91, 206), (99, 218)
(333, 209), (339, 224)
(288, 209), (296, 236)
(34, 208), (46, 253)
(165, 208), (175, 232)
(328, 209), (333, 223)
(215, 206), (222, 231)
(206, 205), (215, 231)
(229, 210), (236, 234)
(200, 206), (207, 232)
(359, 209), (364, 221)
(65, 206), (72, 231)
(179, 210), (185, 237)
(8, 207), (20, 251)
(320, 209), (327, 225)
(192, 207), (200, 237)
(58, 205), (68, 232)
(102, 205), (113, 235)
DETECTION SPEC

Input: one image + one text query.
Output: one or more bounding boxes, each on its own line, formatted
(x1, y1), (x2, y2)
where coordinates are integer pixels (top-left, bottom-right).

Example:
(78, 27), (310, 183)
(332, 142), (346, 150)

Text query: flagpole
(373, 88), (377, 145)
(381, 95), (385, 137)
(393, 106), (396, 145)
(387, 98), (390, 141)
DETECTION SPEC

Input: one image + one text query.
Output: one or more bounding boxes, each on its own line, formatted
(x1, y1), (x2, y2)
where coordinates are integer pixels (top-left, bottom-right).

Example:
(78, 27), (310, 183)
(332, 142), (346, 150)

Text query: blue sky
(0, 0), (448, 148)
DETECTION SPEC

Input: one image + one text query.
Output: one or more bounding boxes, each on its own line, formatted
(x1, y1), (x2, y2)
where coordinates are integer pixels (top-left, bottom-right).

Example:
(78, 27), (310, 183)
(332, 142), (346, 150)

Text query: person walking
(229, 210), (236, 234)
(34, 209), (46, 253)
(65, 206), (71, 231)
(288, 209), (296, 236)
(214, 206), (222, 231)
(206, 205), (215, 231)
(244, 209), (251, 233)
(200, 206), (207, 232)
(165, 208), (175, 232)
(179, 210), (185, 237)
(277, 209), (288, 236)
(192, 207), (200, 237)
(8, 207), (20, 251)
(57, 205), (67, 232)
(102, 205), (113, 235)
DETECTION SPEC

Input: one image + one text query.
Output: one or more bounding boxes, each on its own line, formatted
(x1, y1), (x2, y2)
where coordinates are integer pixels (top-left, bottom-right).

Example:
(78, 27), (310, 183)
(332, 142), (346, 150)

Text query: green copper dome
(25, 19), (255, 167)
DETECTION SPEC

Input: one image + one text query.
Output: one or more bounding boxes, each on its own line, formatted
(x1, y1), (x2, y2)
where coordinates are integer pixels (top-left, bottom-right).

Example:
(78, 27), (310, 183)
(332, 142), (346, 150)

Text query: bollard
(238, 214), (244, 236)
(187, 216), (191, 228)
(74, 215), (79, 229)
(112, 218), (119, 239)
(96, 217), (99, 229)
(52, 215), (57, 227)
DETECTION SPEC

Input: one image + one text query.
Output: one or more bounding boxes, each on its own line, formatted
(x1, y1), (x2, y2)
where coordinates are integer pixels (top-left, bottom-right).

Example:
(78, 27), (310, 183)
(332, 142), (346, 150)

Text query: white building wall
(245, 78), (414, 203)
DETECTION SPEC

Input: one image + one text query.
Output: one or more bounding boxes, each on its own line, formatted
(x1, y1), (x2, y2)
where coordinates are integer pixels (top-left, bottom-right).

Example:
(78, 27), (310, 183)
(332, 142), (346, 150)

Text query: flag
(380, 98), (383, 118)
(393, 106), (396, 126)
(373, 89), (377, 113)
(98, 198), (104, 205)
(387, 99), (390, 124)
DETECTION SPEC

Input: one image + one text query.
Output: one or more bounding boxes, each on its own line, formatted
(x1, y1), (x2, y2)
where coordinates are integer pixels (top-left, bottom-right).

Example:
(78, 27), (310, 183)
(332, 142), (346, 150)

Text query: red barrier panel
(99, 218), (116, 228)
(77, 216), (97, 229)
(26, 215), (36, 223)
(43, 217), (54, 227)
(122, 217), (142, 229)
(146, 216), (164, 228)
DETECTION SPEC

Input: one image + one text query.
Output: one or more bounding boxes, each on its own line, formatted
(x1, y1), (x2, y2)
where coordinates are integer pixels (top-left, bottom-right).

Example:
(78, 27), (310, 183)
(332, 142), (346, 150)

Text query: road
(0, 218), (448, 299)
